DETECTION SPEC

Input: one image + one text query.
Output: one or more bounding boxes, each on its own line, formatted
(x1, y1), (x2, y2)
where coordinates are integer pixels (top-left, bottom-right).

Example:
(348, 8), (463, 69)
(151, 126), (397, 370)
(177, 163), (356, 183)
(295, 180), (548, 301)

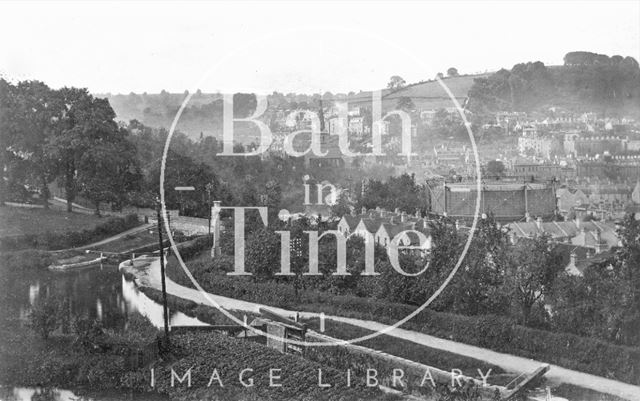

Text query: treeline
(0, 79), (322, 216)
(467, 51), (640, 116)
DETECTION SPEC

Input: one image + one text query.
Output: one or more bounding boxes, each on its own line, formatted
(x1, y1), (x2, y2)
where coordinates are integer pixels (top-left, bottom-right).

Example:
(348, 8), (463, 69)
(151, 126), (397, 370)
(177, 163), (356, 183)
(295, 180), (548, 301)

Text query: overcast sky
(1, 0), (639, 95)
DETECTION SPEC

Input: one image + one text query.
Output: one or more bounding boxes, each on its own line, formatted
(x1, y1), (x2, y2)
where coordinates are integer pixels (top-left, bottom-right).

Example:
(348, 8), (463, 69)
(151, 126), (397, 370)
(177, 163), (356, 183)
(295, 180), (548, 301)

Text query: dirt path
(73, 223), (155, 251)
(122, 257), (640, 401)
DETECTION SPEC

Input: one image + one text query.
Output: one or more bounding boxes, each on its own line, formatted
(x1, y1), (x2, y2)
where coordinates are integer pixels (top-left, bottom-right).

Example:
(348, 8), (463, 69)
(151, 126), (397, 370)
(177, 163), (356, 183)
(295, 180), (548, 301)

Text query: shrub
(72, 317), (105, 352)
(474, 315), (514, 349)
(28, 296), (61, 340)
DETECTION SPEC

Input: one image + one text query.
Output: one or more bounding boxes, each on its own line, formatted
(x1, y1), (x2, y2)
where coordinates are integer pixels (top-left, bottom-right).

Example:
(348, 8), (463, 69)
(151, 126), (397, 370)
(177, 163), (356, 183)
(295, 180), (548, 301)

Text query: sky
(1, 0), (639, 95)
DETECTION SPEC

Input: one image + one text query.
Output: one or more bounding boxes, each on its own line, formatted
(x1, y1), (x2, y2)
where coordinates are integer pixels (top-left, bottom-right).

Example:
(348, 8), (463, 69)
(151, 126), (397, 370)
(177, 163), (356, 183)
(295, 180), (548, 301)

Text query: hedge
(0, 214), (140, 251)
(317, 298), (640, 385)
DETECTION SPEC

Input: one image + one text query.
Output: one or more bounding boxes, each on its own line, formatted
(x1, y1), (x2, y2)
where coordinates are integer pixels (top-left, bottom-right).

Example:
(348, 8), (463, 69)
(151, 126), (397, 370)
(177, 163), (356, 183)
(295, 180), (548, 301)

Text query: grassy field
(0, 206), (105, 237)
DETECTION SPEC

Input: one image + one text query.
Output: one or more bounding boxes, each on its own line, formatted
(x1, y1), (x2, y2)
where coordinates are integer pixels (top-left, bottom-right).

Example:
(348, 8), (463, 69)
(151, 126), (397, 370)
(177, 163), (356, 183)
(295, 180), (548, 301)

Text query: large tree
(48, 87), (94, 211)
(387, 75), (406, 90)
(504, 235), (563, 326)
(446, 216), (510, 316)
(5, 81), (62, 208)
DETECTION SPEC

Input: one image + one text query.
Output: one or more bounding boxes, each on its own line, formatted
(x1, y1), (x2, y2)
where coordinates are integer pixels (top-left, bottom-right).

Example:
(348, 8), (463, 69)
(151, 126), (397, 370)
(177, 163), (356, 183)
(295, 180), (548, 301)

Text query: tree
(0, 79), (13, 206)
(446, 216), (510, 315)
(76, 125), (141, 215)
(396, 96), (415, 111)
(436, 72), (444, 79)
(330, 190), (352, 218)
(485, 160), (506, 177)
(504, 235), (563, 326)
(245, 227), (281, 278)
(447, 67), (459, 77)
(387, 75), (406, 90)
(48, 87), (99, 212)
(5, 81), (62, 208)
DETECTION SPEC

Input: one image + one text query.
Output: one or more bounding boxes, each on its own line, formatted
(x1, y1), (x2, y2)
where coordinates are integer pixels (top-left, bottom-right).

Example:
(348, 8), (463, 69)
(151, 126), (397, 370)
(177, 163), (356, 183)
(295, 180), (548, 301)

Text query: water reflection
(120, 275), (207, 328)
(0, 386), (167, 401)
(0, 263), (206, 330)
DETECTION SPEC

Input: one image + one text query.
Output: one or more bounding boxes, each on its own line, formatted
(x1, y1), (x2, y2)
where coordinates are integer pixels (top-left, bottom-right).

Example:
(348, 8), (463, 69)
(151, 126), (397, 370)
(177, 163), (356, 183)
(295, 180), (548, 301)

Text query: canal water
(0, 262), (206, 401)
(1, 263), (205, 330)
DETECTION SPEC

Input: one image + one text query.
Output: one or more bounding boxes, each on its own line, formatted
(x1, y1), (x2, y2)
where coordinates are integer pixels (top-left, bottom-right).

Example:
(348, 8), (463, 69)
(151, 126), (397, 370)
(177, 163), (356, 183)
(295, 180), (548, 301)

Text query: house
(556, 244), (613, 276)
(506, 218), (619, 253)
(336, 208), (432, 254)
(556, 187), (590, 214)
(375, 222), (432, 256)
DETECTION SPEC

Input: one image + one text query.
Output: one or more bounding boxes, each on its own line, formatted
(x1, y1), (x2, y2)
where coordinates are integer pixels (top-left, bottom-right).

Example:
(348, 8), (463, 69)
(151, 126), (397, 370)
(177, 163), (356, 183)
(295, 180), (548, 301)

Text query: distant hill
(367, 74), (489, 111)
(467, 52), (640, 117)
(97, 73), (488, 141)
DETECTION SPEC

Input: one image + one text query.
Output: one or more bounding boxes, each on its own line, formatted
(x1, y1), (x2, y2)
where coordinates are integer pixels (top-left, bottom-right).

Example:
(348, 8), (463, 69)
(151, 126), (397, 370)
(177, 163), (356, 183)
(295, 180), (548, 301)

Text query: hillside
(98, 73), (488, 141)
(467, 52), (640, 117)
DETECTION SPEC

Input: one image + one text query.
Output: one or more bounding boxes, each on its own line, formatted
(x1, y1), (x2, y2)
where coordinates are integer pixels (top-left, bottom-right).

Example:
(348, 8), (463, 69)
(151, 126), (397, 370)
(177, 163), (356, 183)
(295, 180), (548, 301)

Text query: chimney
(401, 211), (407, 223)
(569, 252), (577, 267)
(455, 220), (460, 231)
(394, 207), (400, 214)
(415, 209), (421, 219)
(575, 216), (580, 229)
(361, 206), (366, 215)
(525, 212), (532, 222)
(423, 219), (428, 229)
(509, 231), (516, 245)
(536, 217), (543, 230)
(350, 208), (356, 217)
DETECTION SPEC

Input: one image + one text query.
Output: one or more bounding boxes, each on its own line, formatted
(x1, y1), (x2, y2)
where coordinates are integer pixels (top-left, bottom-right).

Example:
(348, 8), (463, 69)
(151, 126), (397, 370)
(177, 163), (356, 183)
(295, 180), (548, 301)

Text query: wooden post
(156, 201), (171, 347)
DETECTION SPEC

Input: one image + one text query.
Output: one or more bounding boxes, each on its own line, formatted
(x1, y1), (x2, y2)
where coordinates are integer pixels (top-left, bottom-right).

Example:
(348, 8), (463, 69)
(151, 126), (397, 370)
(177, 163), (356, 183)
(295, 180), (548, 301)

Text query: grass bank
(0, 213), (140, 252)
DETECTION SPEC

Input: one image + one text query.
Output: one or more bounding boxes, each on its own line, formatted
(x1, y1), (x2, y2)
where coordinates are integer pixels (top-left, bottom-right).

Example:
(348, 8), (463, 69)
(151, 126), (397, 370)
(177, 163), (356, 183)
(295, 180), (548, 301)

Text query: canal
(0, 262), (206, 401)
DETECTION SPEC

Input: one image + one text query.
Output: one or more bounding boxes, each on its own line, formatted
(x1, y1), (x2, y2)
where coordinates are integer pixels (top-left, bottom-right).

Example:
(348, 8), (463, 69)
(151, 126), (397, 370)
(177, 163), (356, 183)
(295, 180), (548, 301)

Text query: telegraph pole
(155, 198), (170, 347)
(206, 183), (213, 246)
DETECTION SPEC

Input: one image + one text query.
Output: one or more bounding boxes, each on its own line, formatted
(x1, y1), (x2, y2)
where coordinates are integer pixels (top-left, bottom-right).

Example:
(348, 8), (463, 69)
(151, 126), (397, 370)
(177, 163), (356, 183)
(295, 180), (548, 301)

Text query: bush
(72, 317), (105, 352)
(474, 315), (514, 349)
(28, 296), (62, 340)
(175, 235), (211, 260)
